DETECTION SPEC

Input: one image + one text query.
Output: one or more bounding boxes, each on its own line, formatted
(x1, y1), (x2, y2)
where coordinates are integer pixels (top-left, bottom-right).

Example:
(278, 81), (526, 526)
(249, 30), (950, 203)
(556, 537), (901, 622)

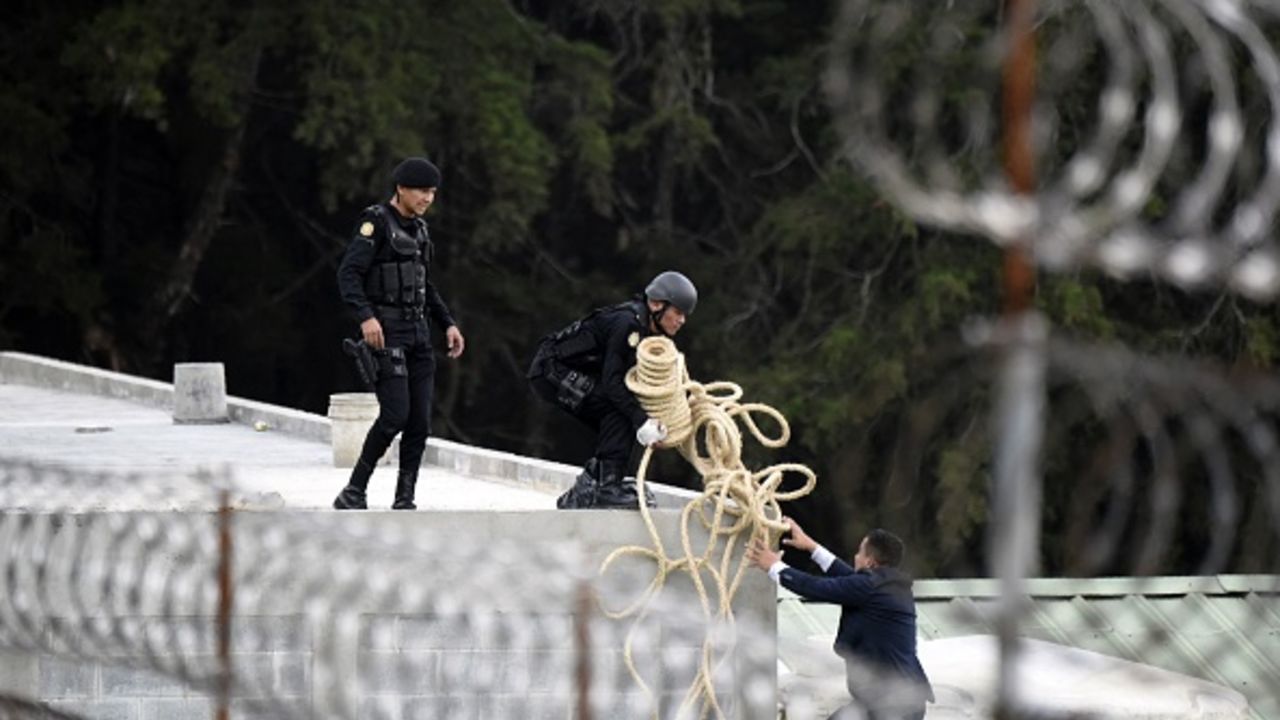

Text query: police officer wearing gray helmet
(333, 157), (466, 510)
(527, 271), (697, 509)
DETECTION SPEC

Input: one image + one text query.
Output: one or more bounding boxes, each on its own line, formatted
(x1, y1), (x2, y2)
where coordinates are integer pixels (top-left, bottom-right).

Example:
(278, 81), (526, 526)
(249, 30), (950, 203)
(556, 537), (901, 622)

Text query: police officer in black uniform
(333, 157), (465, 510)
(527, 271), (697, 509)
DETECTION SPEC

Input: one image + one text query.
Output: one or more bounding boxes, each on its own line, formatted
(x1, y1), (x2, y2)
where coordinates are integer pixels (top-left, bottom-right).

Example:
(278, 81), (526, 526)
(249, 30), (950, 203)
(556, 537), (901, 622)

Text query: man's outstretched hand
(780, 516), (817, 553)
(746, 538), (780, 571)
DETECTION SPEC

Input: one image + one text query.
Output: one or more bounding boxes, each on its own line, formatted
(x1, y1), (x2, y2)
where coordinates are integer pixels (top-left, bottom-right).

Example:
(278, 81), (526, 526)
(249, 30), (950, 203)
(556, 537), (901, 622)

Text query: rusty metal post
(573, 581), (592, 720)
(1001, 0), (1038, 315)
(994, 3), (1044, 719)
(216, 490), (233, 720)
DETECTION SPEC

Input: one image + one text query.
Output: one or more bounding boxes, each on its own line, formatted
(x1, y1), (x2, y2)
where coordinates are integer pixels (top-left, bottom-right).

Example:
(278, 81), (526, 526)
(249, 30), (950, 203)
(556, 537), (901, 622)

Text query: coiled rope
(600, 336), (817, 719)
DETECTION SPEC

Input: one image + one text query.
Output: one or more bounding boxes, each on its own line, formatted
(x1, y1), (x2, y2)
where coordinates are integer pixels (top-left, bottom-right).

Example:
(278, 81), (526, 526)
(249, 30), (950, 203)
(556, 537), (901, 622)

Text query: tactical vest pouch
(400, 261), (418, 304)
(412, 263), (426, 306)
(375, 346), (407, 379)
(527, 340), (594, 412)
(374, 264), (398, 305)
(389, 231), (418, 255)
(530, 362), (594, 412)
(554, 368), (595, 412)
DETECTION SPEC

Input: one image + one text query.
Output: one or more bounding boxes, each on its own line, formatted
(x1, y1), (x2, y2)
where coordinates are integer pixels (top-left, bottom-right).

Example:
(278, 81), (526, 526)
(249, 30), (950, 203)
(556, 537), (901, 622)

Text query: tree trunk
(144, 46), (262, 367)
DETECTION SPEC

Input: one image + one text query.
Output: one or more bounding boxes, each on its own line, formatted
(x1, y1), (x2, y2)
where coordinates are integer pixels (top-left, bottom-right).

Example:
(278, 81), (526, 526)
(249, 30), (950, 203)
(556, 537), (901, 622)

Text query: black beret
(392, 157), (441, 189)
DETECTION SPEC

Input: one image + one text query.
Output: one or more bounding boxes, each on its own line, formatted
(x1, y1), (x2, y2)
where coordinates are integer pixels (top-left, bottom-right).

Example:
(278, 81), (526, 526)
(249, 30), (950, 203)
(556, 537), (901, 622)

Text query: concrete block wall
(1, 511), (778, 719)
(351, 613), (730, 720)
(32, 616), (311, 720)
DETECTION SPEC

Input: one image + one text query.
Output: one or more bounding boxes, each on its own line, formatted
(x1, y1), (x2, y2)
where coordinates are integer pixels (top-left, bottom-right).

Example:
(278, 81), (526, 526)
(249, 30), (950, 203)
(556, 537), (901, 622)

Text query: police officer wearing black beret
(527, 271), (697, 509)
(333, 157), (466, 510)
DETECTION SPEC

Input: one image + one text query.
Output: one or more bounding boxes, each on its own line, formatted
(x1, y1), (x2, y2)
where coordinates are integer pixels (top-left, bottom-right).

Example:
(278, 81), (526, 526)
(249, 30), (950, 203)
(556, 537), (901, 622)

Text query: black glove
(342, 338), (379, 388)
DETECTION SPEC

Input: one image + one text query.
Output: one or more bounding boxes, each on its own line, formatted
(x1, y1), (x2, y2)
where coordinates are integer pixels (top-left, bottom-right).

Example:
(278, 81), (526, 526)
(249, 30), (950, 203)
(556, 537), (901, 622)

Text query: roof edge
(0, 351), (700, 509)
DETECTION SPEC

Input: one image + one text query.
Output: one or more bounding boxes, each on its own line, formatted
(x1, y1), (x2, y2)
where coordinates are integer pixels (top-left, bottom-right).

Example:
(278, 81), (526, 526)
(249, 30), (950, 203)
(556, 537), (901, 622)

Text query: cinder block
(228, 653), (274, 698)
(524, 614), (574, 649)
(101, 666), (187, 697)
(231, 698), (312, 719)
(527, 650), (574, 691)
(139, 698), (211, 720)
(232, 615), (308, 652)
(488, 693), (572, 720)
(39, 657), (96, 698)
(143, 617), (218, 657)
(48, 699), (138, 720)
(394, 613), (575, 652)
(446, 650), (528, 693)
(359, 616), (399, 650)
(358, 694), (403, 720)
(358, 650), (440, 694)
(593, 691), (658, 718)
(403, 694), (477, 720)
(275, 653), (310, 697)
(395, 617), (473, 650)
(510, 693), (573, 720)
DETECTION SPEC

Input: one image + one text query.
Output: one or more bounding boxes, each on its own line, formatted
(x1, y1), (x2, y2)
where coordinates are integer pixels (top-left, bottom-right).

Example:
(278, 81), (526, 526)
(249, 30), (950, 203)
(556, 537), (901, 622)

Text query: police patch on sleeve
(359, 221), (375, 237)
(628, 331), (640, 348)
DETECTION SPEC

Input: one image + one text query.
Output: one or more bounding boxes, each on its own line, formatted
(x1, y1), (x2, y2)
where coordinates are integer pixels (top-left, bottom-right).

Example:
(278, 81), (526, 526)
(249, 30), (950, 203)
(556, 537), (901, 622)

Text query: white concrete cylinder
(328, 393), (395, 468)
(172, 362), (228, 424)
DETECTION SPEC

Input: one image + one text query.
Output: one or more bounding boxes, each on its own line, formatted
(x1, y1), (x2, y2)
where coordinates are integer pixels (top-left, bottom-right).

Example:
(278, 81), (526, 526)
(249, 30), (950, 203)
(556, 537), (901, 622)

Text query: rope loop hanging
(600, 336), (817, 719)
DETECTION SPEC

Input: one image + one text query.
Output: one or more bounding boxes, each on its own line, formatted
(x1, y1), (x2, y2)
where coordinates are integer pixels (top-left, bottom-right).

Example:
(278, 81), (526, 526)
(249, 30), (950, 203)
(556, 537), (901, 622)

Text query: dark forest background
(2, 0), (1277, 579)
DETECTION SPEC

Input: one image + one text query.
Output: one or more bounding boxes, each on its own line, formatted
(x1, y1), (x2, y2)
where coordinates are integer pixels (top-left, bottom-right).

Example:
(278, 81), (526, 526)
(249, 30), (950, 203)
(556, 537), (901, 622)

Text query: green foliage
(1039, 276), (1115, 338)
(5, 0), (1278, 579)
(61, 1), (271, 130)
(60, 6), (176, 125)
(1243, 314), (1279, 365)
(934, 440), (990, 559)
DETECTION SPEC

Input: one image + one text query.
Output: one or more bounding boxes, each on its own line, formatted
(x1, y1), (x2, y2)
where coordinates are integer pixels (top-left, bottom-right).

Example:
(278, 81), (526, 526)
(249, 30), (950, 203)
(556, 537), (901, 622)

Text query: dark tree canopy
(2, 0), (1274, 578)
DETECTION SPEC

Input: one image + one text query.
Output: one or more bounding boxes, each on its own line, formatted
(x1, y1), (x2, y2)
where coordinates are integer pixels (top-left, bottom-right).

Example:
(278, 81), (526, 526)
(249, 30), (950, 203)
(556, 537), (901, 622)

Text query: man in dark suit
(748, 518), (933, 720)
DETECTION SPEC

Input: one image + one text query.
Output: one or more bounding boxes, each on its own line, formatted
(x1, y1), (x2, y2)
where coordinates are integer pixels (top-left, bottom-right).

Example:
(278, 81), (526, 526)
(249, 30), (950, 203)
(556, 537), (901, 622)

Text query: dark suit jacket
(780, 559), (934, 703)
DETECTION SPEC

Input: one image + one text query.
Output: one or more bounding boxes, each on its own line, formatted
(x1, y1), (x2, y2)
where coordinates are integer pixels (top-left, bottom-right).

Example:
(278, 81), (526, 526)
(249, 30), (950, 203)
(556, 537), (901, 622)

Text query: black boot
(556, 459), (600, 509)
(392, 468), (418, 510)
(593, 461), (655, 510)
(333, 459), (374, 510)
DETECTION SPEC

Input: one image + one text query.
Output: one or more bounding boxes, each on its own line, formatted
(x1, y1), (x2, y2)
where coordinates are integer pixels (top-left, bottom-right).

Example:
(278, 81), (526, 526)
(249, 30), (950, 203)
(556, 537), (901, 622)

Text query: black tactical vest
(542, 300), (645, 371)
(362, 204), (432, 308)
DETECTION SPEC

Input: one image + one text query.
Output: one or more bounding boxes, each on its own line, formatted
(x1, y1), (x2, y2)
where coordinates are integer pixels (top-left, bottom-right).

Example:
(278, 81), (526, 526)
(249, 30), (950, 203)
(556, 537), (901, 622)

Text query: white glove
(636, 418), (668, 447)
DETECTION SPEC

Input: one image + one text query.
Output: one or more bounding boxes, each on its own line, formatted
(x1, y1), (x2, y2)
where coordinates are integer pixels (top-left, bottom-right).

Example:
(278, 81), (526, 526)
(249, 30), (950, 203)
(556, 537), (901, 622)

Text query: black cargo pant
(571, 390), (634, 466)
(356, 315), (436, 472)
(527, 348), (632, 467)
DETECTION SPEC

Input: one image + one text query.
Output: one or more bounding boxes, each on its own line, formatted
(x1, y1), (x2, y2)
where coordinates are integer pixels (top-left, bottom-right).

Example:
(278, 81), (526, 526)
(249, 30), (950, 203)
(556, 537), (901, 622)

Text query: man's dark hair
(864, 529), (905, 568)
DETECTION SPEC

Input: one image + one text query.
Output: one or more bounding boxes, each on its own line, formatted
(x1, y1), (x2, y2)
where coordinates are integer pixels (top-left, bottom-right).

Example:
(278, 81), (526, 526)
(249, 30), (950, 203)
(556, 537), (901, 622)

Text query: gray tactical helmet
(645, 271), (697, 315)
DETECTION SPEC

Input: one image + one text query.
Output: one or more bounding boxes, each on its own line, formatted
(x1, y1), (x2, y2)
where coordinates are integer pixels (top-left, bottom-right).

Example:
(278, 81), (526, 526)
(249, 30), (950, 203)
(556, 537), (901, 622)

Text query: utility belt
(375, 305), (426, 322)
(342, 339), (407, 387)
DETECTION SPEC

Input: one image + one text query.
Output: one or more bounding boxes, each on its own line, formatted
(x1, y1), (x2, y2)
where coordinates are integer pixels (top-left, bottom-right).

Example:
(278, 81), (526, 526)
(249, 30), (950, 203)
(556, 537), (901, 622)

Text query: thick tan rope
(600, 336), (817, 719)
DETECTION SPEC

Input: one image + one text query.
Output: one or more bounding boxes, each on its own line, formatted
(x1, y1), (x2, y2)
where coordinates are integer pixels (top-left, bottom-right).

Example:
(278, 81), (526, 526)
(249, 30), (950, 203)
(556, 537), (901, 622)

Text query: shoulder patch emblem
(359, 221), (375, 237)
(628, 331), (641, 348)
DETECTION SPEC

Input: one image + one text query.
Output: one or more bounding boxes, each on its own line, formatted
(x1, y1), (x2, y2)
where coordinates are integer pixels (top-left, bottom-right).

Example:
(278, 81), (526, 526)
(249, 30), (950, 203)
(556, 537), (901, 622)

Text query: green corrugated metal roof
(778, 574), (1280, 719)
